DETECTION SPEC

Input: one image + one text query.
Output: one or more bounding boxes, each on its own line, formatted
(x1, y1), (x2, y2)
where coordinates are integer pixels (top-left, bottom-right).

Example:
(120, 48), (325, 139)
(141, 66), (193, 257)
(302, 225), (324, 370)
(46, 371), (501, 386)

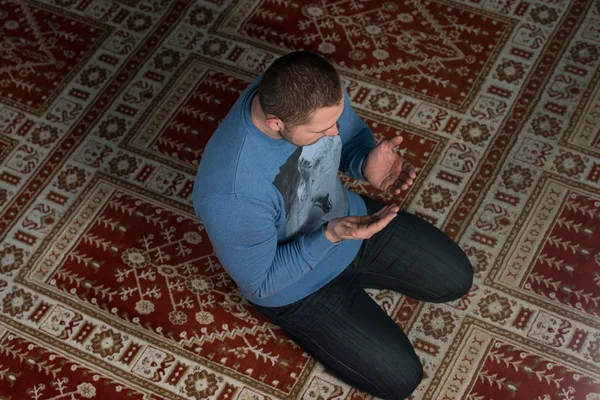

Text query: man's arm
(338, 87), (377, 181)
(196, 194), (339, 299)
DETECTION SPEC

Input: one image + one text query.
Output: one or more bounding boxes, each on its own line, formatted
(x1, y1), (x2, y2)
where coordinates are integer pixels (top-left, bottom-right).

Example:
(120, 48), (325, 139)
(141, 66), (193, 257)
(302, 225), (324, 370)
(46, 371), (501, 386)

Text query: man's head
(258, 51), (344, 146)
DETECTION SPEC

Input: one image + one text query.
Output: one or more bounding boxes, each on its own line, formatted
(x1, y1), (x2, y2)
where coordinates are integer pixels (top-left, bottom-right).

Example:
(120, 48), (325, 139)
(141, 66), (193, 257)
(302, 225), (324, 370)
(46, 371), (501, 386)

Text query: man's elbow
(246, 278), (280, 299)
(249, 286), (274, 299)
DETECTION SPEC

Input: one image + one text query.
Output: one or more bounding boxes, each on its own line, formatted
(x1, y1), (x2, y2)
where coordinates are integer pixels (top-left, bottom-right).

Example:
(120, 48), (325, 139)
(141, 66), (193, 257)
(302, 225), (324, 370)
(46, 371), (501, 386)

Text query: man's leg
(251, 266), (423, 400)
(357, 195), (474, 301)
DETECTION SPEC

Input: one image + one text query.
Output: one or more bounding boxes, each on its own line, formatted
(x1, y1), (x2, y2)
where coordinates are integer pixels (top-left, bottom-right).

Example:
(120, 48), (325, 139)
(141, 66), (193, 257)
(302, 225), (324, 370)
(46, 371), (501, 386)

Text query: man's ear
(265, 116), (284, 132)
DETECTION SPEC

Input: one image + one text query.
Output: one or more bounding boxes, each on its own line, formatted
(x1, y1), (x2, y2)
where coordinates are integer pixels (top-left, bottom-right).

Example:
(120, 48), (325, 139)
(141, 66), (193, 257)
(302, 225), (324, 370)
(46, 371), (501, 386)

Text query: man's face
(282, 97), (344, 146)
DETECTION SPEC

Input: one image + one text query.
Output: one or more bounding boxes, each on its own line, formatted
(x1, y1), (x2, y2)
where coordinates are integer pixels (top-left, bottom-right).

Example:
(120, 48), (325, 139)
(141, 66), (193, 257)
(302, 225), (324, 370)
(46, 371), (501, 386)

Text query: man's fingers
(343, 216), (363, 225)
(395, 177), (411, 186)
(389, 186), (401, 195)
(341, 222), (357, 238)
(388, 172), (415, 194)
(382, 135), (403, 151)
(357, 215), (374, 225)
(403, 162), (417, 178)
(377, 205), (399, 218)
(364, 211), (397, 236)
(372, 204), (399, 218)
(361, 205), (397, 223)
(345, 222), (357, 230)
(337, 206), (400, 239)
(399, 171), (414, 185)
(344, 227), (357, 238)
(388, 135), (404, 148)
(389, 183), (407, 195)
(359, 209), (397, 235)
(393, 178), (412, 190)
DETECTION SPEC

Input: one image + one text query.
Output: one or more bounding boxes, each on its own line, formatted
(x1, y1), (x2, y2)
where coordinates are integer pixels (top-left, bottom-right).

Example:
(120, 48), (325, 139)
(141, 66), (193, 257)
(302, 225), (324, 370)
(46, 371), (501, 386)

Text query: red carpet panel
(0, 0), (599, 399)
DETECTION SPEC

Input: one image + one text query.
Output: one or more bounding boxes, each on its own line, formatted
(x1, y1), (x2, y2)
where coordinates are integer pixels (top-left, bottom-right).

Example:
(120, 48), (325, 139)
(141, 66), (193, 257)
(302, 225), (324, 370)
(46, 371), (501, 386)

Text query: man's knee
(376, 355), (423, 399)
(440, 251), (474, 302)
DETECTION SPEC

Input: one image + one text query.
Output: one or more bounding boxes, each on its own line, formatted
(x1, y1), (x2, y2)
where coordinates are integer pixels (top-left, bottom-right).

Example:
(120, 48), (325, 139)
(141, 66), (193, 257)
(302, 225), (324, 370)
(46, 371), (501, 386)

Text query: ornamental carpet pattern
(0, 0), (599, 399)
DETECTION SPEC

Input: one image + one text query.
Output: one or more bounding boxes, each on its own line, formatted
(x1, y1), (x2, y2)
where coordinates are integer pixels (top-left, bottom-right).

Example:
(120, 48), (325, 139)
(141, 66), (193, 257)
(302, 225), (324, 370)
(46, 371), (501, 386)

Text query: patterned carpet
(1, 0), (599, 399)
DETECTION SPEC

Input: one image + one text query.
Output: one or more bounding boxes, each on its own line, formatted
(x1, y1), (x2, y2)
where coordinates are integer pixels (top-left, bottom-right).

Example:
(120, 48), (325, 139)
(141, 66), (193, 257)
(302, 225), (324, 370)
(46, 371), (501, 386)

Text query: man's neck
(250, 95), (283, 140)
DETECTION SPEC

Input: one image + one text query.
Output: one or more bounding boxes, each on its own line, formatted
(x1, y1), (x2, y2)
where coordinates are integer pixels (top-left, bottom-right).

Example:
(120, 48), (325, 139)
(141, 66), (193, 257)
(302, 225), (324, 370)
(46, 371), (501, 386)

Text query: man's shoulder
(202, 76), (261, 157)
(193, 74), (282, 207)
(193, 128), (279, 206)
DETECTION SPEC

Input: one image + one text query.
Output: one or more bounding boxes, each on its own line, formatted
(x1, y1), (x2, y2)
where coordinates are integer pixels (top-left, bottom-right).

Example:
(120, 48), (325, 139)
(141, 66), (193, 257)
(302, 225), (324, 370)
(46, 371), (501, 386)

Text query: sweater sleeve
(195, 193), (339, 299)
(338, 87), (377, 181)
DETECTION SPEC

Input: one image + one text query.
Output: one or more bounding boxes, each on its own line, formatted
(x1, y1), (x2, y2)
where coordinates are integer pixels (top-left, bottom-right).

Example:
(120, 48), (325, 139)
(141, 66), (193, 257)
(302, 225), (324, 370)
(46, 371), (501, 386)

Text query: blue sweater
(192, 76), (377, 307)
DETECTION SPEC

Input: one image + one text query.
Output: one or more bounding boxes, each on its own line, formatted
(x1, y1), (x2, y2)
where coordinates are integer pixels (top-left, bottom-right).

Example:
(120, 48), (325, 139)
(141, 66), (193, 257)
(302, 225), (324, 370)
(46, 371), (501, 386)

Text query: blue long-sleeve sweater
(192, 75), (377, 307)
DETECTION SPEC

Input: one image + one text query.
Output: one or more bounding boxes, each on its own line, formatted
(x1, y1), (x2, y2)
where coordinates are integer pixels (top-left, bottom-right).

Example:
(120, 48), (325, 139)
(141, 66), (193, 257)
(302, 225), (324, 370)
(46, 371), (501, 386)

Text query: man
(193, 51), (473, 399)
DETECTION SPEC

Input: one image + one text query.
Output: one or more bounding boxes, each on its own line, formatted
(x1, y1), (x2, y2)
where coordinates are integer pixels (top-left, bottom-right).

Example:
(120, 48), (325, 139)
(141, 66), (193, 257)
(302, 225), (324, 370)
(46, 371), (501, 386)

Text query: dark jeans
(250, 196), (474, 399)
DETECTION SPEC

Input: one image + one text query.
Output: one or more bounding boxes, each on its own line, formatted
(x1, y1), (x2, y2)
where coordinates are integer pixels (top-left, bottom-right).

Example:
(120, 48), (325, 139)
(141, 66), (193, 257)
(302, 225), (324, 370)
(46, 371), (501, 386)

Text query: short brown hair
(258, 51), (342, 127)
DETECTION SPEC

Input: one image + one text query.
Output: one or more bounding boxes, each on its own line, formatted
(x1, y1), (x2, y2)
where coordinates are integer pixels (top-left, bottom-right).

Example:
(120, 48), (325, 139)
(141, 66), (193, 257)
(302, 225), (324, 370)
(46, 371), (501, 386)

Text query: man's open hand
(324, 204), (399, 243)
(362, 136), (417, 196)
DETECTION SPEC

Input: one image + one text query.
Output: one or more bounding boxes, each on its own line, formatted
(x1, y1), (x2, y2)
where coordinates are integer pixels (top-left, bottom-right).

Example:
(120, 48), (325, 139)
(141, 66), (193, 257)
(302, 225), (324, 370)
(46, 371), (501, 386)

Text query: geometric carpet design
(0, 0), (599, 398)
